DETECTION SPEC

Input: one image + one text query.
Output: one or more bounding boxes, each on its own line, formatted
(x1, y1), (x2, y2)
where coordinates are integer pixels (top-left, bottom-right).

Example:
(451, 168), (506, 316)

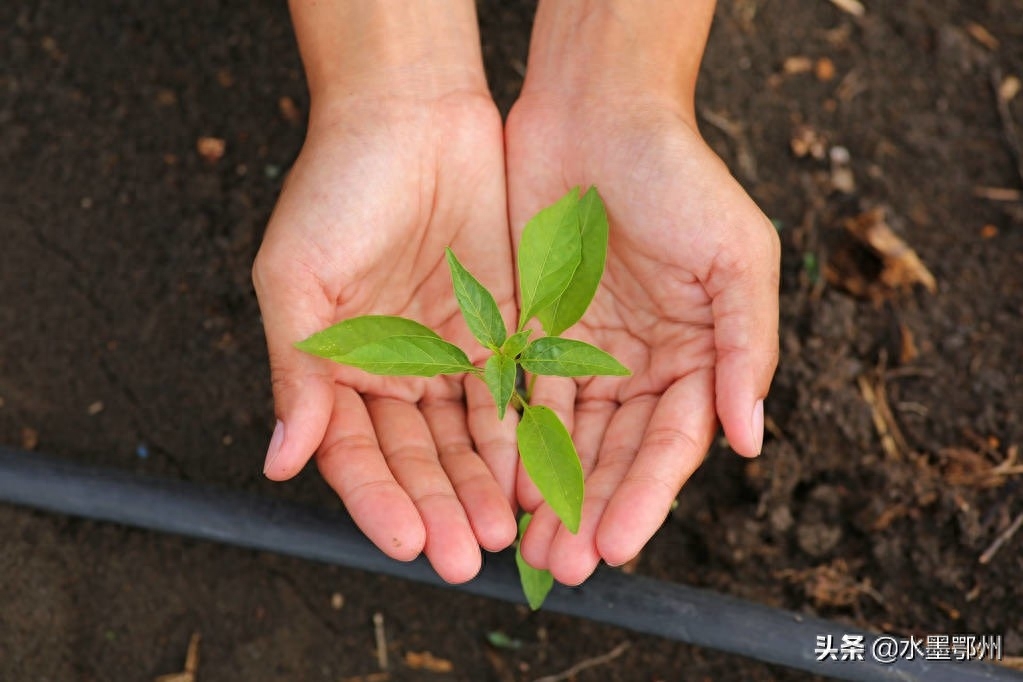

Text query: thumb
(253, 260), (334, 480)
(707, 219), (780, 457)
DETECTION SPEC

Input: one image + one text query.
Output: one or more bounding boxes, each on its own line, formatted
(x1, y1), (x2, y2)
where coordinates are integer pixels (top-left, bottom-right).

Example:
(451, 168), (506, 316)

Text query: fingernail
(751, 399), (764, 455)
(263, 420), (285, 475)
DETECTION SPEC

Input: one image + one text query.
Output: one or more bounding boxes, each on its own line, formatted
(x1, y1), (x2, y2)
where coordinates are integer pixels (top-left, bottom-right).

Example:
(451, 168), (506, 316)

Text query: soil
(2, 1), (1021, 680)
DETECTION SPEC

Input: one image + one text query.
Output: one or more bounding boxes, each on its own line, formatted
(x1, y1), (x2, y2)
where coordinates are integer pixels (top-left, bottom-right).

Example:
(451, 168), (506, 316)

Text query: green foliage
(537, 186), (609, 336)
(802, 251), (820, 284)
(485, 631), (523, 650)
(515, 513), (554, 611)
(519, 337), (629, 377)
(517, 404), (584, 533)
(516, 188), (584, 330)
(296, 187), (626, 609)
(483, 353), (516, 420)
(446, 248), (506, 349)
(296, 315), (475, 376)
(500, 329), (532, 358)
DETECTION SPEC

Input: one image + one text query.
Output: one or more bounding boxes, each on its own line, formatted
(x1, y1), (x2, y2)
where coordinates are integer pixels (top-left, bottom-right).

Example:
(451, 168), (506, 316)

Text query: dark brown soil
(2, 1), (1021, 680)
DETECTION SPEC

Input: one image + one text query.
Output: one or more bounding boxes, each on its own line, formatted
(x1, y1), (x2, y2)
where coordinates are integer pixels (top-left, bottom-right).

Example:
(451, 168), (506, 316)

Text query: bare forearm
(288, 0), (488, 112)
(521, 0), (716, 117)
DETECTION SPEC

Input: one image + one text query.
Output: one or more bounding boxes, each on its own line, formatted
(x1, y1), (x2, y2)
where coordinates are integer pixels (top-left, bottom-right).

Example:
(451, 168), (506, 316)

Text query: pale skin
(253, 0), (780, 586)
(253, 1), (518, 584)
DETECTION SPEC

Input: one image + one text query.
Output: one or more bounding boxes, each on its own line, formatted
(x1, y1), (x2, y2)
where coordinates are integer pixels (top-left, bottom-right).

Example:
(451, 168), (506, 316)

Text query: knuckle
(643, 426), (703, 459)
(319, 432), (378, 463)
(268, 357), (328, 399)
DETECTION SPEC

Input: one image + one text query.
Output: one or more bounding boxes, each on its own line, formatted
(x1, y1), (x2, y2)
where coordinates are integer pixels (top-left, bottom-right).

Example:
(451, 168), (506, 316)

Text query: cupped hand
(252, 92), (519, 583)
(505, 92), (780, 585)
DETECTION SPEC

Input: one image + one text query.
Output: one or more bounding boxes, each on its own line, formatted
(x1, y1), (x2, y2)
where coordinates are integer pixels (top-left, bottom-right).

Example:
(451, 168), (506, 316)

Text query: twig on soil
(153, 632), (200, 682)
(184, 634), (200, 676)
(943, 443), (1023, 488)
(828, 0), (865, 17)
(858, 371), (911, 461)
(404, 651), (454, 673)
(373, 612), (389, 671)
(776, 559), (885, 610)
(993, 446), (1023, 478)
(895, 401), (928, 417)
(835, 69), (868, 103)
(979, 509), (1023, 565)
(973, 186), (1022, 202)
(964, 429), (1009, 461)
(991, 67), (1023, 189)
(966, 22), (1000, 51)
(531, 641), (631, 682)
(884, 366), (936, 380)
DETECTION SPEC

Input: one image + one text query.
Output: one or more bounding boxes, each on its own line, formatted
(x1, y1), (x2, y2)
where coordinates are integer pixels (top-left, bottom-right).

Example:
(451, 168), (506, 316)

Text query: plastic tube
(0, 447), (1018, 682)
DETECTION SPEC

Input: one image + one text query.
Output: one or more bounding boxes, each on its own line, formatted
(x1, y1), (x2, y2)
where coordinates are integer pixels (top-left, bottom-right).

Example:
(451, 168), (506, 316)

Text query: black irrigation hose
(0, 447), (1018, 682)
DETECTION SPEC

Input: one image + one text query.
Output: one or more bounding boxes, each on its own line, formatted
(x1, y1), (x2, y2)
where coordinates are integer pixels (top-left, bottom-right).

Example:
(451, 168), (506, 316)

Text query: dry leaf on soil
(825, 208), (936, 301)
(404, 651), (454, 674)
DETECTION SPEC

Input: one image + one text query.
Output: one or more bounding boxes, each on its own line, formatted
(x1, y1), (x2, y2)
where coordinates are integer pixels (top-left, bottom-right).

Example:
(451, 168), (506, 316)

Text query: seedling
(296, 186), (628, 608)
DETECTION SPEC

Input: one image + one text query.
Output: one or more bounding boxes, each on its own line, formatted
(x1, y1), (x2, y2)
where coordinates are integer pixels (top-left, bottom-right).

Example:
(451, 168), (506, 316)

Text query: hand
(252, 91), (519, 583)
(505, 89), (780, 585)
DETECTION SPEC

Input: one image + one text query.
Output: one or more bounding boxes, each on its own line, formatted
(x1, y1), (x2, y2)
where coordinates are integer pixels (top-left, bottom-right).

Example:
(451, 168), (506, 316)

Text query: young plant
(296, 186), (627, 609)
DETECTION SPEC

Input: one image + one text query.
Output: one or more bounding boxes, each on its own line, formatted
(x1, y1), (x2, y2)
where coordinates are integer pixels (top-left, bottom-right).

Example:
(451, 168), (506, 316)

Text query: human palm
(252, 94), (518, 583)
(505, 94), (780, 585)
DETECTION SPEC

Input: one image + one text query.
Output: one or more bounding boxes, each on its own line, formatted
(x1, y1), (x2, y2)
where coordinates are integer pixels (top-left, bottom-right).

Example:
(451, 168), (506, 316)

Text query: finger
(422, 394), (517, 553)
(529, 375), (577, 433)
(516, 375), (577, 510)
(518, 503), (561, 571)
(316, 385), (425, 562)
(546, 396), (657, 586)
(596, 373), (717, 567)
(573, 398), (617, 476)
(368, 397), (482, 584)
(465, 375), (519, 510)
(706, 219), (780, 457)
(253, 260), (334, 480)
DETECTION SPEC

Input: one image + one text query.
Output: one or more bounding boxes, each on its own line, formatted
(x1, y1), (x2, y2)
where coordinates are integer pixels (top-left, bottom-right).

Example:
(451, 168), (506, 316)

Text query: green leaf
(485, 631), (523, 650)
(295, 315), (474, 377)
(517, 188), (583, 330)
(483, 353), (516, 420)
(516, 405), (583, 533)
(515, 513), (554, 610)
(519, 337), (630, 377)
(537, 186), (609, 336)
(500, 330), (532, 358)
(445, 248), (506, 349)
(297, 315), (435, 357)
(338, 337), (476, 376)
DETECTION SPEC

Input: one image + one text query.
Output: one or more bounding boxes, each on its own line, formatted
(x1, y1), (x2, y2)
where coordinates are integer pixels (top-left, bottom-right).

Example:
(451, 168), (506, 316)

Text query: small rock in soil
(797, 522), (843, 557)
(21, 427), (39, 450)
(196, 137), (226, 163)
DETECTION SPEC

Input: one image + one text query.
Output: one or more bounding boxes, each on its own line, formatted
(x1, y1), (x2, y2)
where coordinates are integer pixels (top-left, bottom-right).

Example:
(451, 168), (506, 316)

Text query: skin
(252, 1), (518, 584)
(254, 0), (780, 586)
(507, 1), (780, 585)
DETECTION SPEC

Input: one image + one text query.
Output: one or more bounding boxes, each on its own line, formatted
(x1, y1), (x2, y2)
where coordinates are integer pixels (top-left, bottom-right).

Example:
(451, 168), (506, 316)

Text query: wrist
(289, 0), (490, 117)
(519, 0), (716, 121)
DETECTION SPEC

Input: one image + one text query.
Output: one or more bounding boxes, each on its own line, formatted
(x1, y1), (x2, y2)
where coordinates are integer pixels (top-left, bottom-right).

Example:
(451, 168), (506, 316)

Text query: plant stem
(510, 390), (527, 411)
(525, 373), (538, 403)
